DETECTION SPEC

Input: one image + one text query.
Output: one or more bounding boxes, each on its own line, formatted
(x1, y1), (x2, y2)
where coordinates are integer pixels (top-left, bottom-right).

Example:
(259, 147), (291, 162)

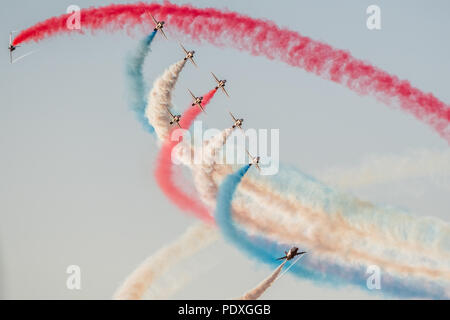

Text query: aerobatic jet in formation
(166, 108), (182, 128)
(246, 150), (261, 172)
(229, 111), (244, 131)
(147, 11), (168, 39)
(188, 89), (205, 112)
(181, 44), (198, 67)
(276, 247), (307, 261)
(8, 32), (19, 63)
(211, 72), (230, 97)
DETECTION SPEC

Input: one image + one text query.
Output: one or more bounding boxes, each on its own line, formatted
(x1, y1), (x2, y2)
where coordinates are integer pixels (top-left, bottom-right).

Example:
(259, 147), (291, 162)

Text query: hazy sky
(0, 0), (449, 299)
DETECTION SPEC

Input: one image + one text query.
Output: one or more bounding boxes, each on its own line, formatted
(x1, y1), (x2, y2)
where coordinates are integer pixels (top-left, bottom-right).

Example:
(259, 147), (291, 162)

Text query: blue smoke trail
(247, 164), (450, 250)
(125, 30), (157, 134)
(215, 165), (447, 299)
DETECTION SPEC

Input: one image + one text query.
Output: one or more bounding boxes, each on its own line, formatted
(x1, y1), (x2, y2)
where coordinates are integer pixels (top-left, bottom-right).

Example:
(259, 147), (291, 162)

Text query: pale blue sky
(0, 0), (449, 299)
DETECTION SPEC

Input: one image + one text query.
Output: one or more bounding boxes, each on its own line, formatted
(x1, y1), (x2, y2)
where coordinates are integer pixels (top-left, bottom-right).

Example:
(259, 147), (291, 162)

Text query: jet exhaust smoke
(150, 96), (450, 299)
(193, 127), (235, 207)
(144, 70), (450, 298)
(13, 4), (450, 299)
(126, 30), (157, 134)
(154, 89), (217, 223)
(114, 222), (217, 300)
(214, 165), (450, 299)
(12, 2), (450, 142)
(238, 261), (286, 300)
(146, 59), (187, 141)
(318, 148), (450, 189)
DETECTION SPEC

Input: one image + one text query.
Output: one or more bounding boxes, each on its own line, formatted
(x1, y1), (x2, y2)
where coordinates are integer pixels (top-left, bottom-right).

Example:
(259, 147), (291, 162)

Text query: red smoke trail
(13, 2), (450, 142)
(154, 89), (217, 224)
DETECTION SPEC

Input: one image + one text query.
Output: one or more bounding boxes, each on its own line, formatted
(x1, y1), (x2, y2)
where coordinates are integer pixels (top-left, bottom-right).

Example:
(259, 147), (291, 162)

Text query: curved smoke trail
(138, 62), (450, 298)
(318, 148), (450, 189)
(153, 89), (217, 223)
(238, 261), (286, 300)
(114, 222), (217, 300)
(215, 165), (449, 299)
(166, 126), (450, 295)
(211, 164), (450, 279)
(12, 2), (450, 142)
(17, 2), (449, 299)
(126, 30), (157, 134)
(193, 127), (235, 208)
(146, 59), (187, 141)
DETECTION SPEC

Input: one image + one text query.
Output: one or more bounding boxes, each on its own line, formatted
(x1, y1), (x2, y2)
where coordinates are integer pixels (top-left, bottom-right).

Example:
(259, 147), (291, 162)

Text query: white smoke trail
(162, 134), (450, 292)
(114, 59), (211, 300)
(142, 59), (450, 296)
(171, 132), (450, 284)
(144, 271), (191, 300)
(184, 142), (450, 278)
(150, 126), (450, 296)
(113, 222), (218, 300)
(318, 148), (450, 190)
(193, 128), (234, 207)
(165, 132), (293, 299)
(238, 261), (286, 300)
(145, 59), (186, 141)
(228, 170), (450, 283)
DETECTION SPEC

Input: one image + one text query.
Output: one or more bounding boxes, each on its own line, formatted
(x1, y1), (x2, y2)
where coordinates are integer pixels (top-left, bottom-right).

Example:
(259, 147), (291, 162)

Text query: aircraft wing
(211, 72), (220, 83)
(166, 107), (174, 118)
(180, 43), (188, 55)
(188, 89), (196, 99)
(276, 256), (287, 261)
(147, 11), (158, 26)
(255, 163), (261, 172)
(159, 28), (168, 40)
(198, 103), (206, 113)
(229, 111), (237, 122)
(176, 121), (182, 128)
(10, 50), (12, 64)
(10, 32), (12, 45)
(222, 87), (230, 97)
(246, 149), (253, 159)
(189, 57), (198, 68)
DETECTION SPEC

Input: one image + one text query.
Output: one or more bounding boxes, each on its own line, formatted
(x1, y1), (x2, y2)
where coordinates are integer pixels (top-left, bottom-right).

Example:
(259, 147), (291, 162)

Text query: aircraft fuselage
(234, 119), (243, 128)
(194, 97), (203, 104)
